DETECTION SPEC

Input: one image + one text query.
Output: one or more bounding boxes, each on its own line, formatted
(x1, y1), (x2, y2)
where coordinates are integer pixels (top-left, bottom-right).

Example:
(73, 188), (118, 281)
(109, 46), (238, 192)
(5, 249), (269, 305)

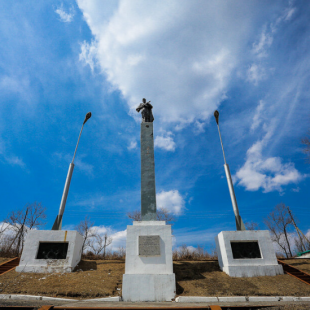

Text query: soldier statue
(136, 98), (154, 122)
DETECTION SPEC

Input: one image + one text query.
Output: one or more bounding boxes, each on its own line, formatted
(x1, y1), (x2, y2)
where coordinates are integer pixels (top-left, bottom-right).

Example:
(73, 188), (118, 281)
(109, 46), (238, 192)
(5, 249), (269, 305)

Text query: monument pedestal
(215, 230), (283, 277)
(122, 221), (176, 302)
(16, 230), (83, 273)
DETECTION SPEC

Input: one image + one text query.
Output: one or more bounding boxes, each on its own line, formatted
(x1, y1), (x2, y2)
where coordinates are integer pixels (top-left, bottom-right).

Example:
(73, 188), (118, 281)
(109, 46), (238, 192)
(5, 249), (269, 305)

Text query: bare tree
(264, 203), (294, 258)
(75, 216), (96, 253)
(5, 202), (46, 256)
(89, 233), (113, 257)
(245, 221), (260, 230)
(127, 207), (175, 225)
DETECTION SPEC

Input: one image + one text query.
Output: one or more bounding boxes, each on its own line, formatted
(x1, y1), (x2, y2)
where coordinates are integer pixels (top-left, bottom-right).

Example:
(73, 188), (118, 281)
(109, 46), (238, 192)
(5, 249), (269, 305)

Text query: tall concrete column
(140, 122), (157, 221)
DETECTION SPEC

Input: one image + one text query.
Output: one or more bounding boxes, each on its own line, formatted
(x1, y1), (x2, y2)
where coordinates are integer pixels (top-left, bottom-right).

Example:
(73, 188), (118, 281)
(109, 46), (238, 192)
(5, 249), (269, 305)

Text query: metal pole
(52, 112), (91, 230)
(72, 124), (84, 164)
(214, 110), (246, 231)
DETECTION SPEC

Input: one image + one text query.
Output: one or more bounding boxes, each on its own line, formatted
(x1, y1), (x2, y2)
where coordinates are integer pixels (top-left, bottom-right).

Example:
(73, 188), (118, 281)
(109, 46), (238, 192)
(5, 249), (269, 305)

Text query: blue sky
(1, 0), (310, 252)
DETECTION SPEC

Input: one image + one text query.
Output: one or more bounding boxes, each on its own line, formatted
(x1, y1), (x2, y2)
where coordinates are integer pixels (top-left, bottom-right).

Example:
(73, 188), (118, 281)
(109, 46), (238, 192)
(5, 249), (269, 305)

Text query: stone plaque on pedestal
(139, 235), (160, 256)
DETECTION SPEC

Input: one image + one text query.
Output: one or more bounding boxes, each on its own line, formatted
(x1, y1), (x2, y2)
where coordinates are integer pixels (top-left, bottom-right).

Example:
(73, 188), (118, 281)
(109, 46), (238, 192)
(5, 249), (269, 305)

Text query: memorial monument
(213, 110), (283, 277)
(122, 99), (176, 302)
(16, 113), (91, 273)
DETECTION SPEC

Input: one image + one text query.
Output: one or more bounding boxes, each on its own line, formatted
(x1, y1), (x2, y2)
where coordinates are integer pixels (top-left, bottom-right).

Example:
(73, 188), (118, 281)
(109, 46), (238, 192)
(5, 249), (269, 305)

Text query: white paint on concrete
(133, 221), (166, 226)
(215, 230), (284, 277)
(125, 221), (173, 274)
(0, 295), (11, 299)
(218, 296), (247, 302)
(123, 274), (175, 302)
(176, 296), (218, 302)
(294, 297), (310, 301)
(249, 296), (280, 302)
(122, 221), (176, 301)
(84, 296), (121, 301)
(9, 295), (42, 300)
(41, 296), (78, 302)
(16, 230), (83, 273)
(281, 296), (295, 301)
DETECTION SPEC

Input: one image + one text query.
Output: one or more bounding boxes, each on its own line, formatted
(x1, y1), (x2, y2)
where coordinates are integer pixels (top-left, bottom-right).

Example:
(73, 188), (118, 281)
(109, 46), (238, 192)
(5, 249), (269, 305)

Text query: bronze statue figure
(136, 98), (154, 122)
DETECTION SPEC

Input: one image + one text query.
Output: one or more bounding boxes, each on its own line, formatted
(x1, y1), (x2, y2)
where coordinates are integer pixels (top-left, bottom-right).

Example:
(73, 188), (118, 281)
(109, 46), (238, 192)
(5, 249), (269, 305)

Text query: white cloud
(284, 7), (296, 21)
(251, 100), (265, 131)
(156, 190), (185, 215)
(79, 40), (98, 73)
(0, 139), (25, 168)
(127, 140), (137, 150)
(247, 64), (266, 85)
(77, 0), (269, 124)
(252, 25), (273, 58)
(154, 131), (176, 151)
(55, 4), (75, 23)
(193, 120), (205, 134)
(4, 155), (25, 168)
(235, 133), (305, 193)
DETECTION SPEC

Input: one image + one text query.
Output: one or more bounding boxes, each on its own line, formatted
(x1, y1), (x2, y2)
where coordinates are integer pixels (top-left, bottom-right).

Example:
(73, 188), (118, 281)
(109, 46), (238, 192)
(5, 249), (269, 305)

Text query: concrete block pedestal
(16, 230), (83, 273)
(215, 230), (284, 277)
(122, 221), (176, 302)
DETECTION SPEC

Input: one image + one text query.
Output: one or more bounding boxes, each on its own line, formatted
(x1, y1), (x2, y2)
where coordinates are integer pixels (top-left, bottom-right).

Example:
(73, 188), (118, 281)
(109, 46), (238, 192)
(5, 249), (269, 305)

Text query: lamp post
(214, 110), (246, 231)
(52, 112), (92, 230)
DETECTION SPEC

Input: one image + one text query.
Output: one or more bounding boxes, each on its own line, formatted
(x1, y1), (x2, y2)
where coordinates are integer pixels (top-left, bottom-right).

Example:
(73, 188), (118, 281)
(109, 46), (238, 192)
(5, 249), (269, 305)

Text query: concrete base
(122, 221), (176, 301)
(122, 274), (175, 302)
(16, 230), (83, 273)
(215, 230), (284, 277)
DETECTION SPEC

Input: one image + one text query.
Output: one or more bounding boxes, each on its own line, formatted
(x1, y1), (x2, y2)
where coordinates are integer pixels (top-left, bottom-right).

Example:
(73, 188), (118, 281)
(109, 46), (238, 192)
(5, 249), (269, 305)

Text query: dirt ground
(0, 259), (310, 299)
(0, 260), (124, 298)
(174, 260), (310, 297)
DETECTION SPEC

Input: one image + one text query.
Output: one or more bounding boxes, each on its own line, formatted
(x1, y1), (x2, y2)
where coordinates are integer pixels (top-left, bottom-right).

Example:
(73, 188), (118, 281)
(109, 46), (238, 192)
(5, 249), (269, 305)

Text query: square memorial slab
(230, 241), (261, 259)
(215, 230), (284, 277)
(36, 242), (69, 259)
(139, 235), (160, 256)
(16, 230), (83, 273)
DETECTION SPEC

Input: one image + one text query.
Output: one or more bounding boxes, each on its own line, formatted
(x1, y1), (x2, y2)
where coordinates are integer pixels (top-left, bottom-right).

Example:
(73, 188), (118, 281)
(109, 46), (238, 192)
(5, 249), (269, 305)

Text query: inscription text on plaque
(139, 235), (160, 256)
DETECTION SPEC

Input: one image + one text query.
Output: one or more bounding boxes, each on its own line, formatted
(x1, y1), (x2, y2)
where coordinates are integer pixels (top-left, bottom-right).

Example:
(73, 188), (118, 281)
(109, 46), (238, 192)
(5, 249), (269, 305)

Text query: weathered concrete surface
(122, 221), (175, 301)
(215, 230), (284, 277)
(16, 230), (83, 273)
(141, 122), (156, 221)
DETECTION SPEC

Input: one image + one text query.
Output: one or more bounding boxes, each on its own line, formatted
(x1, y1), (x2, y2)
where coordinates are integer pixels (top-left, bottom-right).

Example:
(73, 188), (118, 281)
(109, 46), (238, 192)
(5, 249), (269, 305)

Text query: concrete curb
(0, 294), (121, 302)
(0, 294), (309, 303)
(176, 296), (310, 303)
(0, 294), (78, 302)
(175, 297), (218, 303)
(81, 296), (122, 302)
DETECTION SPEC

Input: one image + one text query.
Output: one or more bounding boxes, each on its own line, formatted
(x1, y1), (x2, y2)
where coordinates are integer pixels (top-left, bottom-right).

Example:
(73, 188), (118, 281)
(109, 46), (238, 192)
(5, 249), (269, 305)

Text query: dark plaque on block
(36, 242), (69, 259)
(231, 241), (261, 259)
(139, 235), (160, 256)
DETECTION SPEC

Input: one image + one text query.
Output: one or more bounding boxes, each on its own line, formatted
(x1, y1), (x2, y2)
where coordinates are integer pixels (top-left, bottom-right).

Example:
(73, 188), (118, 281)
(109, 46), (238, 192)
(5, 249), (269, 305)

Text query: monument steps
(278, 259), (310, 286)
(0, 257), (20, 276)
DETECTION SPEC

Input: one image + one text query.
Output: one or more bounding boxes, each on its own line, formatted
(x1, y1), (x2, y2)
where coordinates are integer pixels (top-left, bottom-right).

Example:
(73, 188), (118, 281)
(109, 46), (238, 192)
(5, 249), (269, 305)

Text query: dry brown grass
(0, 260), (124, 299)
(174, 261), (310, 297)
(0, 259), (310, 299)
